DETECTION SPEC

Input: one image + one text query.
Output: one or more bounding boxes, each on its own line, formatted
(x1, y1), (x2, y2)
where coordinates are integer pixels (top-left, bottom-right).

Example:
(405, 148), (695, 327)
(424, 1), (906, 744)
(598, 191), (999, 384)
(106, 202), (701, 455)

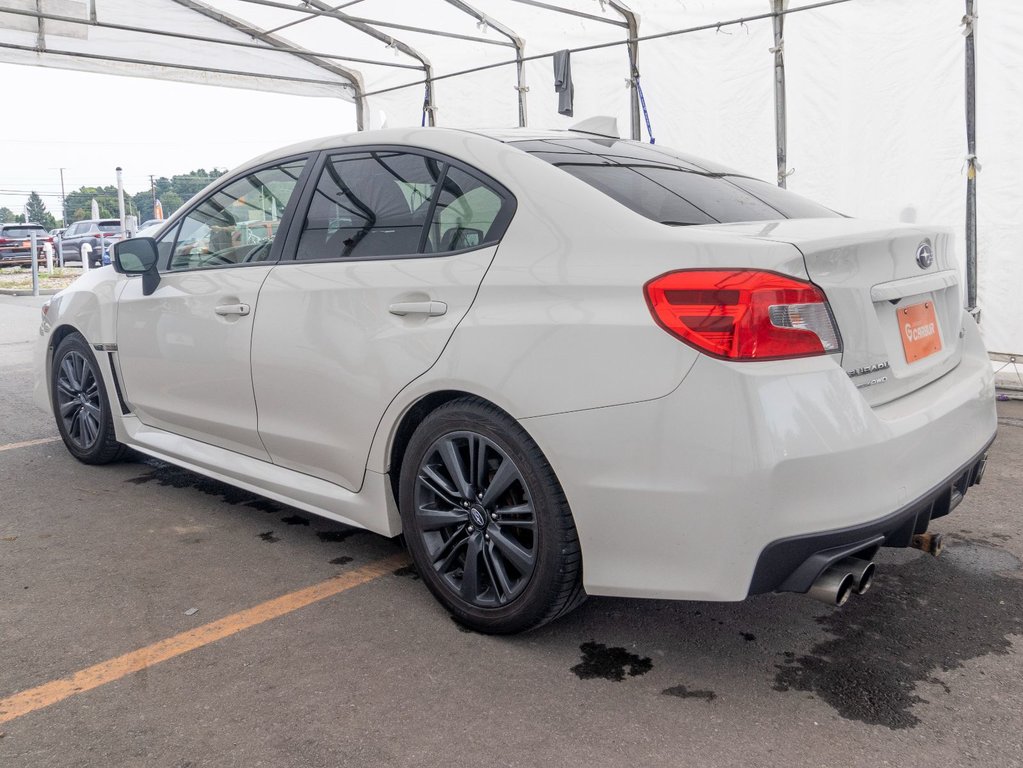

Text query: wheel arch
(386, 389), (508, 504)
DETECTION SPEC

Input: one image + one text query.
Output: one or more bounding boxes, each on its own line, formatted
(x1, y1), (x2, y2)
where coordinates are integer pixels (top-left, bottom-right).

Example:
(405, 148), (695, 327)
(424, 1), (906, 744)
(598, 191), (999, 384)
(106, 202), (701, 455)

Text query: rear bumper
(747, 439), (992, 595)
(521, 311), (997, 601)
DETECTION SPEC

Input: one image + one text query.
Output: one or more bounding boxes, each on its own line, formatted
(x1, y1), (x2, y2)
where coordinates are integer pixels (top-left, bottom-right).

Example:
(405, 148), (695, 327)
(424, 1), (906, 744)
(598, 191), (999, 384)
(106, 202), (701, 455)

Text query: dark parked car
(60, 219), (122, 267)
(0, 223), (51, 267)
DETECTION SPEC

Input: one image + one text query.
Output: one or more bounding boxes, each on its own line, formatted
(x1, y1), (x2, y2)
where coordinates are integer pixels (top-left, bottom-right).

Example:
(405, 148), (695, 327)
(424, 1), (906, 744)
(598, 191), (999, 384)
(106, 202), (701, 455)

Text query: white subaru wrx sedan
(35, 127), (996, 633)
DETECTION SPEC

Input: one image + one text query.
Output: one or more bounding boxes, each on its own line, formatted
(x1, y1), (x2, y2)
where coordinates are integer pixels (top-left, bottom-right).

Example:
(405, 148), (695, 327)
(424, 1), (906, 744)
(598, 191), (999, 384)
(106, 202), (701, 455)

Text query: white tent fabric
(1, 0), (1019, 357)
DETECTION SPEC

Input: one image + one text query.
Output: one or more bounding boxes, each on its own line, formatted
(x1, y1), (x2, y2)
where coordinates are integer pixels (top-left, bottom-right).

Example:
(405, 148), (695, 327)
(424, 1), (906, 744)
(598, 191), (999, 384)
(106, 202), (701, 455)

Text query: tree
(25, 192), (57, 229)
(0, 206), (17, 223)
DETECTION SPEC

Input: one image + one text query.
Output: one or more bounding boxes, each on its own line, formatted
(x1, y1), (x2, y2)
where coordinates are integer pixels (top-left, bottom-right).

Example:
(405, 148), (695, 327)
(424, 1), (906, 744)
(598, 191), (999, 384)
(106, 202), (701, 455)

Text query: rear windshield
(511, 138), (839, 225)
(97, 221), (121, 231)
(2, 226), (47, 237)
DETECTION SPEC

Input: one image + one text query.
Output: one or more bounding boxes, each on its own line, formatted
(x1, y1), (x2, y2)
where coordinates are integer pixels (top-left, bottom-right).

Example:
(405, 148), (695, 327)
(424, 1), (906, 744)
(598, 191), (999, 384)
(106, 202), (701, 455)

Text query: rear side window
(295, 150), (513, 261)
(424, 167), (505, 253)
(515, 139), (839, 225)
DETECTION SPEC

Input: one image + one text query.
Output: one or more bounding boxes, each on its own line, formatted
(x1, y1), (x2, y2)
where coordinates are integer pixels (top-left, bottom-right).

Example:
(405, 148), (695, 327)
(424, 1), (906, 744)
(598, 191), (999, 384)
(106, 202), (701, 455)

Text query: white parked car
(35, 126), (996, 633)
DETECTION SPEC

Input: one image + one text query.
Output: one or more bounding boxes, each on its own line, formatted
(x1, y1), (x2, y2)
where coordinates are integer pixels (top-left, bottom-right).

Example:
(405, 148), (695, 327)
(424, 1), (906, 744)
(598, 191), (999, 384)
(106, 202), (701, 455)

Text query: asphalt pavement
(1, 293), (1021, 768)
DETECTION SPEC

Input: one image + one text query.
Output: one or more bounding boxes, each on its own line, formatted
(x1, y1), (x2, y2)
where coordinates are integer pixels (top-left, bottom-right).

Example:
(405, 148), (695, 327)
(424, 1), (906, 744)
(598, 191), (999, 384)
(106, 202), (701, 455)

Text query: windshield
(512, 138), (840, 225)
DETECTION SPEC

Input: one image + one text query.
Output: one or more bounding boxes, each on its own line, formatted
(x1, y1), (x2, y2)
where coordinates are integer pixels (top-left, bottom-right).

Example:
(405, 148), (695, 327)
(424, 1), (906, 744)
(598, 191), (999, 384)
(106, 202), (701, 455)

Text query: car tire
(399, 397), (585, 634)
(51, 333), (125, 464)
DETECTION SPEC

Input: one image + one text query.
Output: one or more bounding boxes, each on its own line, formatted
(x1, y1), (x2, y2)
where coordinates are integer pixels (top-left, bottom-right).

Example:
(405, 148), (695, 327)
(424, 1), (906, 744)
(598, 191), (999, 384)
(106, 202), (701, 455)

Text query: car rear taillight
(643, 269), (841, 361)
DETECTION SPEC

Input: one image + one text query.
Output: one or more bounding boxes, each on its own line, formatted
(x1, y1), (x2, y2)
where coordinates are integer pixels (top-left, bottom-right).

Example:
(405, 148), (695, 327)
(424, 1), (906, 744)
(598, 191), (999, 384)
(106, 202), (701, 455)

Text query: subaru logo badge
(915, 240), (934, 269)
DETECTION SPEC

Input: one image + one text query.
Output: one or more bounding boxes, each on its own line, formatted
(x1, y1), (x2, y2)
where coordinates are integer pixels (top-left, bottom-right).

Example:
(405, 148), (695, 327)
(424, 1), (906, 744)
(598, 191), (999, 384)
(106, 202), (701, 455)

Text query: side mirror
(114, 237), (161, 295)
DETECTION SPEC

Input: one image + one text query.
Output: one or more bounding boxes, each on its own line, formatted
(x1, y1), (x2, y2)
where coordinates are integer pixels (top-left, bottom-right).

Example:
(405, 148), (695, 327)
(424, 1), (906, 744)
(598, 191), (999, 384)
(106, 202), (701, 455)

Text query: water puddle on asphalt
(773, 541), (1023, 729)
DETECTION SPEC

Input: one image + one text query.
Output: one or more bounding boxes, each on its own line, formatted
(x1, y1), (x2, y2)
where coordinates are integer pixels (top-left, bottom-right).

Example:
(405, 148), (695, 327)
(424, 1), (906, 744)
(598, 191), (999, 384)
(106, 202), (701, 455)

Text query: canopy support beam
(444, 0), (527, 127)
(771, 0), (788, 187)
(300, 0), (436, 127)
(608, 1), (641, 141)
(171, 0), (367, 129)
(964, 0), (979, 317)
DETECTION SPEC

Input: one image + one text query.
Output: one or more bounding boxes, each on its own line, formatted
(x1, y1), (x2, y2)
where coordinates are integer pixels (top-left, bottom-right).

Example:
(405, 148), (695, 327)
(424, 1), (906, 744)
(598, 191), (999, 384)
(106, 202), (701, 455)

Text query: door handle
(388, 300), (447, 317)
(215, 303), (251, 317)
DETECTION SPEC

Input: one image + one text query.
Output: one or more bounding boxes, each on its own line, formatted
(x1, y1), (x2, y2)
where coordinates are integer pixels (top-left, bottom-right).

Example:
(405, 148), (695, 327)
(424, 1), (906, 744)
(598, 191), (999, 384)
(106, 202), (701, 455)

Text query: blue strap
(635, 75), (655, 144)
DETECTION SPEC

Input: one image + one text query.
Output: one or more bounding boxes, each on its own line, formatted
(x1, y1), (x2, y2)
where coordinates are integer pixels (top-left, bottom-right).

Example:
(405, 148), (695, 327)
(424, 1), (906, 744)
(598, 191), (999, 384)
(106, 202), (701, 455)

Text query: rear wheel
(51, 333), (125, 464)
(399, 397), (584, 634)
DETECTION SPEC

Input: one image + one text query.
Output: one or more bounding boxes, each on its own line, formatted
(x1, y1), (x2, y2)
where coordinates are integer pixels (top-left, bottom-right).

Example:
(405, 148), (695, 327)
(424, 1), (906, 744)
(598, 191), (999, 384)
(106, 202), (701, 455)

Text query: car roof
(236, 126), (622, 171)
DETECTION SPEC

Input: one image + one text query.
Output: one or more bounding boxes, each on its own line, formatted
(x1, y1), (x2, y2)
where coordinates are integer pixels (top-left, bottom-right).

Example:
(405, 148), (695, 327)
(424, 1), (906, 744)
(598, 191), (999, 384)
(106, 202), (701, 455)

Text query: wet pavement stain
(392, 564), (420, 580)
(316, 528), (365, 543)
(662, 685), (717, 702)
(126, 462), (286, 513)
(329, 556), (354, 566)
(571, 641), (653, 682)
(740, 632), (756, 642)
(258, 531), (279, 543)
(774, 541), (1023, 729)
(281, 515), (309, 526)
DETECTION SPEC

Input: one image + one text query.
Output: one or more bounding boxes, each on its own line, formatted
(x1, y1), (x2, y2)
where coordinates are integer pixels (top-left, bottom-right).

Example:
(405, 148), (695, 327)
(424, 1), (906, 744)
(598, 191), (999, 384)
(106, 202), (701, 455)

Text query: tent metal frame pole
(772, 0), (788, 187)
(230, 0), (509, 47)
(171, 0), (367, 129)
(362, 0), (854, 99)
(608, 1), (641, 141)
(297, 0), (435, 127)
(443, 0), (528, 127)
(0, 40), (352, 90)
(0, 5), (421, 69)
(964, 0), (979, 316)
(507, 0), (627, 28)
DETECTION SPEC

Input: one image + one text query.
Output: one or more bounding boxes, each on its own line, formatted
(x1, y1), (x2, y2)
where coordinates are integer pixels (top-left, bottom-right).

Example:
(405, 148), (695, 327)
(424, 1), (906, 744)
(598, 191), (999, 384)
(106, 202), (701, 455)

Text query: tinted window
(168, 159), (306, 271)
(555, 162), (716, 226)
(3, 226), (47, 237)
(724, 176), (839, 219)
(514, 139), (839, 224)
(296, 152), (443, 261)
(97, 221), (121, 232)
(424, 167), (505, 253)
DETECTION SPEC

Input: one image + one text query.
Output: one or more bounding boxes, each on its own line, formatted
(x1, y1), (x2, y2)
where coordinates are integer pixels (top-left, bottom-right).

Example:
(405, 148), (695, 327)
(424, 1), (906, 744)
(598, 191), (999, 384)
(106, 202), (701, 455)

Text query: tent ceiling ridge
(0, 3), (421, 70)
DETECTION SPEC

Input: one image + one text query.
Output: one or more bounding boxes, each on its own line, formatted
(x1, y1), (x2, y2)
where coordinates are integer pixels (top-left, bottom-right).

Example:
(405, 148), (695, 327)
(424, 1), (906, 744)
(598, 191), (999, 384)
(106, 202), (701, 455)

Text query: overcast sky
(0, 63), (358, 220)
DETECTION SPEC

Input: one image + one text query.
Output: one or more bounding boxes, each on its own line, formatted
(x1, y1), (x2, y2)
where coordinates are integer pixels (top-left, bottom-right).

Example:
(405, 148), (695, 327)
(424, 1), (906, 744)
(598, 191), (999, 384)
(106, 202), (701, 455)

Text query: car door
(60, 223), (79, 259)
(251, 148), (515, 491)
(115, 156), (310, 459)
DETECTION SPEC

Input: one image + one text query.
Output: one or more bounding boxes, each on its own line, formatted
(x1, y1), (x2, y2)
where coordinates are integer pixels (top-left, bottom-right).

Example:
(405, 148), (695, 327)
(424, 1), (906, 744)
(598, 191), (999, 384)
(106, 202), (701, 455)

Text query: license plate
(899, 300), (942, 363)
(21, 240), (30, 248)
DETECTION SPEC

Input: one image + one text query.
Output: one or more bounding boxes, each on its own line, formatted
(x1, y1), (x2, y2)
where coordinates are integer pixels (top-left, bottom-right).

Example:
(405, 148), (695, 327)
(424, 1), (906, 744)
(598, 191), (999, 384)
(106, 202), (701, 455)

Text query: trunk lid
(697, 219), (965, 406)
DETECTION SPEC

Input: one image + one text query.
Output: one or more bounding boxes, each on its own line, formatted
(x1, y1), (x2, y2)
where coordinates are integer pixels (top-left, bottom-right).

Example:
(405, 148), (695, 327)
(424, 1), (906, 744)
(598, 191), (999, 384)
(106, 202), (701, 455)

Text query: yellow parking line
(0, 552), (408, 725)
(0, 437), (61, 453)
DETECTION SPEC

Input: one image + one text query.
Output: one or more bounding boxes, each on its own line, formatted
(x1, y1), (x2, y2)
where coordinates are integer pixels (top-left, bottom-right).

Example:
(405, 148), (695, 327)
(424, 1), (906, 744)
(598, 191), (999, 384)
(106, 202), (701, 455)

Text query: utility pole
(149, 174), (157, 210)
(58, 167), (66, 225)
(115, 166), (126, 237)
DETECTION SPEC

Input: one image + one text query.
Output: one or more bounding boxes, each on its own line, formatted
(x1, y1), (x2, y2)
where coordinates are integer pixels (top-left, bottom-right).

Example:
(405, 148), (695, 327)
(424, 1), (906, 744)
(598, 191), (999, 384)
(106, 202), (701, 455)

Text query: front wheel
(399, 397), (585, 634)
(51, 333), (125, 464)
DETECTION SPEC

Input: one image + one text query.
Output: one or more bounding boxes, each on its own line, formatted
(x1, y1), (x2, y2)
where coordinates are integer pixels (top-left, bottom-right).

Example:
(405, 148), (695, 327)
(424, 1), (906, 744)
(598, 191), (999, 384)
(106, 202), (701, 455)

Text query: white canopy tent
(2, 0), (1020, 378)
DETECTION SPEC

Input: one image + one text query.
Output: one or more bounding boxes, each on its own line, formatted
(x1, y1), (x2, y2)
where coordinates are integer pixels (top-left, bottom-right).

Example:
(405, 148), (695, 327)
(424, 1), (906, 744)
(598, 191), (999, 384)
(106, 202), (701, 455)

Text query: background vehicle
(60, 219), (122, 267)
(35, 126), (996, 634)
(0, 222), (51, 267)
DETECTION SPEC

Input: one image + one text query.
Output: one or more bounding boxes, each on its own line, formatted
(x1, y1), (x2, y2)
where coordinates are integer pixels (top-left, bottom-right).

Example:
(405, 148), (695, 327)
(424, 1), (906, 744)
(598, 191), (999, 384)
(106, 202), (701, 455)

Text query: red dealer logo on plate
(899, 301), (942, 363)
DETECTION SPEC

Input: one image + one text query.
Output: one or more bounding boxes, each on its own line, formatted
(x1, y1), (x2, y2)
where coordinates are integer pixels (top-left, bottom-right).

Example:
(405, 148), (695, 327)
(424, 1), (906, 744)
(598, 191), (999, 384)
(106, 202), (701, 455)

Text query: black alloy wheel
(51, 333), (125, 464)
(399, 397), (584, 634)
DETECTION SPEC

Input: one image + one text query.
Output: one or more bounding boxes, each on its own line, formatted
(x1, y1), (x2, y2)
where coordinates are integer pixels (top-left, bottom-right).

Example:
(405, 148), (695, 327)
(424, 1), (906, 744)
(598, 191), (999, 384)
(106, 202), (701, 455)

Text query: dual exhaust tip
(806, 557), (875, 607)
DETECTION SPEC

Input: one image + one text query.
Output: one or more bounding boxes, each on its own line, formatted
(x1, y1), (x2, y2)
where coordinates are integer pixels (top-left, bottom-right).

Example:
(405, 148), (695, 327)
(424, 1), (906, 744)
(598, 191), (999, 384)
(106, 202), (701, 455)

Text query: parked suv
(0, 223), (51, 267)
(60, 219), (122, 267)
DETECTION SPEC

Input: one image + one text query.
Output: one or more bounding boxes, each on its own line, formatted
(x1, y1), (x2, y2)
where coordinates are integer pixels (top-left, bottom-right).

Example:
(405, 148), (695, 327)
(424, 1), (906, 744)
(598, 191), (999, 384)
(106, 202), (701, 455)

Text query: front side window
(168, 159), (306, 271)
(295, 150), (513, 261)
